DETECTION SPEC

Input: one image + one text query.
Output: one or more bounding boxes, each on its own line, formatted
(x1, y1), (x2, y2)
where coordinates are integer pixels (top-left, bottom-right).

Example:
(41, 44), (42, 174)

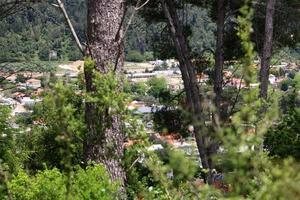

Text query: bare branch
(135, 0), (151, 11)
(113, 0), (149, 71)
(54, 0), (84, 54)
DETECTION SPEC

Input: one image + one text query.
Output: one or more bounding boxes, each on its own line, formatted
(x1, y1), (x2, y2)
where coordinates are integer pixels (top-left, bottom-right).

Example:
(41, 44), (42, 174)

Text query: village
(1, 59), (298, 120)
(0, 59), (298, 153)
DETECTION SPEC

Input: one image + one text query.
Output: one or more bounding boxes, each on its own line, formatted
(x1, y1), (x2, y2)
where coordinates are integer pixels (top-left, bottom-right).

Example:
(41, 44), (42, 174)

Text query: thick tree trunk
(161, 0), (213, 184)
(84, 0), (126, 192)
(214, 0), (225, 115)
(259, 0), (276, 99)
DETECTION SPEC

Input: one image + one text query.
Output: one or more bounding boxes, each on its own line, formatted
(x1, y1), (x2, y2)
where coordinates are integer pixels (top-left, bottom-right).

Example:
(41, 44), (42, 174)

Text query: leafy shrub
(264, 107), (300, 160)
(7, 165), (119, 200)
(0, 106), (20, 172)
(144, 51), (154, 61)
(131, 82), (147, 96)
(126, 50), (145, 62)
(26, 82), (85, 171)
(147, 77), (168, 99)
(153, 108), (190, 137)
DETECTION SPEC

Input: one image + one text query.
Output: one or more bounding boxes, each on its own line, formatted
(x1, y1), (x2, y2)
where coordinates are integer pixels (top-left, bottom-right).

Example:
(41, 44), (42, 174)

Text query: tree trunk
(259, 0), (276, 99)
(84, 0), (126, 193)
(161, 0), (213, 184)
(207, 0), (226, 171)
(214, 0), (225, 116)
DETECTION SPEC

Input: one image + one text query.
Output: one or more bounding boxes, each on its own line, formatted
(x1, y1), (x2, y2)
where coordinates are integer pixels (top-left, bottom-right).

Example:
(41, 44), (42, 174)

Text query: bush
(7, 165), (119, 200)
(131, 82), (147, 96)
(144, 51), (154, 61)
(126, 50), (145, 62)
(264, 108), (300, 160)
(147, 77), (168, 99)
(153, 108), (190, 137)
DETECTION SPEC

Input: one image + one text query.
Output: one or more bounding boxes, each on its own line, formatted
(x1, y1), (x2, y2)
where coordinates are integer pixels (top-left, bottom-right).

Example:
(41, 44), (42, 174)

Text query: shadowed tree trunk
(259, 0), (276, 99)
(214, 0), (225, 116)
(84, 0), (126, 192)
(161, 0), (213, 184)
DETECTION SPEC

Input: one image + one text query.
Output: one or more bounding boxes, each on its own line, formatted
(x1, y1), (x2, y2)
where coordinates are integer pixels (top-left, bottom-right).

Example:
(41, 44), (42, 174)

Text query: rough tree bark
(161, 0), (213, 184)
(214, 0), (225, 116)
(84, 0), (126, 191)
(259, 0), (276, 99)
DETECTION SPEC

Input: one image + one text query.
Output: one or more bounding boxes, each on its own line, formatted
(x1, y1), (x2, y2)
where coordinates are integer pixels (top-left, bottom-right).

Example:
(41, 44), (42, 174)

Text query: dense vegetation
(0, 0), (300, 199)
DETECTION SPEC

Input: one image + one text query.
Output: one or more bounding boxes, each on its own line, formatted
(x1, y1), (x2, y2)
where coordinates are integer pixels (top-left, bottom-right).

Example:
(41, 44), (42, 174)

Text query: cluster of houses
(0, 73), (43, 116)
(126, 60), (299, 99)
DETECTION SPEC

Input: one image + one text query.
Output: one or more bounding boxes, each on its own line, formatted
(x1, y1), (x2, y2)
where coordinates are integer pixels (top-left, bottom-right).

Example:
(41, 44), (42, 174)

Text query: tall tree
(214, 0), (225, 117)
(161, 0), (214, 183)
(259, 0), (276, 99)
(84, 0), (126, 191)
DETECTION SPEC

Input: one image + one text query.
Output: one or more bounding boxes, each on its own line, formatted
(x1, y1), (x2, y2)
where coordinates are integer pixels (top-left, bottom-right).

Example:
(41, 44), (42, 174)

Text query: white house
(20, 97), (41, 107)
(269, 74), (277, 85)
(26, 78), (41, 89)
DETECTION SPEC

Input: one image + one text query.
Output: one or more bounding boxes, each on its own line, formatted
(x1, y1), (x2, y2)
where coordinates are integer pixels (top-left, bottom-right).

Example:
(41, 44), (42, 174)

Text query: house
(33, 88), (44, 96)
(26, 78), (41, 89)
(227, 78), (245, 88)
(197, 73), (209, 83)
(250, 83), (260, 88)
(224, 71), (233, 78)
(127, 72), (156, 79)
(49, 50), (58, 60)
(12, 104), (29, 116)
(269, 74), (276, 85)
(16, 83), (27, 90)
(12, 92), (26, 101)
(20, 97), (41, 107)
(127, 100), (146, 110)
(0, 97), (17, 106)
(133, 106), (153, 114)
(65, 72), (79, 78)
(6, 75), (17, 83)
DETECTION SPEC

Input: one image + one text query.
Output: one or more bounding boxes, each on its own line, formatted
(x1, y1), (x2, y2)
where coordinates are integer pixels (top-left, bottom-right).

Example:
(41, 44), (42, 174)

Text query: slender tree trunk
(161, 0), (213, 184)
(207, 0), (226, 171)
(84, 0), (126, 193)
(214, 0), (225, 116)
(259, 0), (276, 99)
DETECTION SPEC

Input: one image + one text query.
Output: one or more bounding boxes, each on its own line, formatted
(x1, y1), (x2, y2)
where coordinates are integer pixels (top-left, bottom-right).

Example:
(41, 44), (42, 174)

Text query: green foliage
(0, 1), (85, 62)
(264, 108), (300, 160)
(236, 0), (255, 85)
(7, 165), (118, 200)
(153, 108), (190, 137)
(256, 159), (300, 199)
(1, 1), (300, 199)
(8, 169), (66, 200)
(131, 82), (147, 96)
(126, 50), (146, 62)
(0, 106), (14, 198)
(0, 106), (16, 171)
(0, 62), (56, 73)
(144, 51), (155, 61)
(125, 51), (154, 62)
(264, 87), (300, 160)
(273, 44), (300, 63)
(253, 0), (300, 53)
(125, 144), (201, 200)
(15, 74), (27, 83)
(86, 66), (127, 115)
(147, 77), (168, 99)
(144, 148), (199, 199)
(26, 82), (85, 170)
